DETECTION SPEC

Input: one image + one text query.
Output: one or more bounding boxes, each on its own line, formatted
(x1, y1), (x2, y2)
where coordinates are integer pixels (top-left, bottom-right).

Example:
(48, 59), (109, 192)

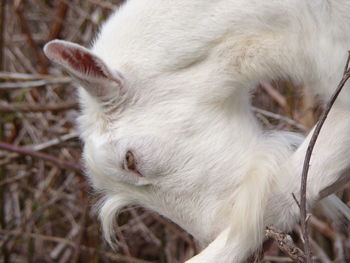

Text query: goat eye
(125, 151), (137, 171)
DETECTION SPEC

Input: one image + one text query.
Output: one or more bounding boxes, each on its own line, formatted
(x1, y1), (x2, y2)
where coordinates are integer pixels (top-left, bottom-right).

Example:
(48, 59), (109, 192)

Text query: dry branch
(299, 51), (350, 263)
(31, 131), (79, 151)
(0, 0), (6, 69)
(0, 77), (71, 89)
(14, 0), (48, 74)
(252, 106), (306, 131)
(260, 81), (289, 113)
(263, 256), (294, 262)
(266, 227), (306, 263)
(0, 72), (68, 80)
(0, 141), (82, 172)
(47, 0), (69, 41)
(0, 101), (78, 113)
(0, 229), (153, 263)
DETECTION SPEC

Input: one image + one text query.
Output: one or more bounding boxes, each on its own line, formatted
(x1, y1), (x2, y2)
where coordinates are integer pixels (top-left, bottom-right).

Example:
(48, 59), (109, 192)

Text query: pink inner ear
(45, 41), (108, 79)
(62, 49), (108, 79)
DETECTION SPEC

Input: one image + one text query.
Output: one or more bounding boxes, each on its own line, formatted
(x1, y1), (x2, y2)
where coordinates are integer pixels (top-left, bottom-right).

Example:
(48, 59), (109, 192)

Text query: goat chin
(43, 0), (350, 262)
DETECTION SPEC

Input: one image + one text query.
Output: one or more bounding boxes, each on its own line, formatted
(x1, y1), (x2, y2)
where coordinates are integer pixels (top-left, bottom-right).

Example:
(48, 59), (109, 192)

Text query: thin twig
(0, 72), (70, 80)
(263, 256), (294, 262)
(0, 101), (78, 113)
(0, 141), (82, 172)
(0, 1), (8, 261)
(265, 227), (306, 263)
(252, 106), (306, 131)
(71, 199), (88, 263)
(299, 51), (350, 263)
(0, 229), (154, 263)
(87, 0), (116, 10)
(292, 192), (301, 209)
(0, 0), (5, 70)
(0, 78), (71, 89)
(30, 131), (79, 151)
(309, 217), (335, 241)
(310, 238), (332, 263)
(0, 132), (79, 168)
(14, 0), (48, 74)
(47, 0), (69, 41)
(260, 82), (289, 113)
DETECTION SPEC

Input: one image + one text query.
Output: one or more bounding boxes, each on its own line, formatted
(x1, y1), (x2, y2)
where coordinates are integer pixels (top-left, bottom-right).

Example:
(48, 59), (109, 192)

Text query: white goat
(44, 1), (350, 262)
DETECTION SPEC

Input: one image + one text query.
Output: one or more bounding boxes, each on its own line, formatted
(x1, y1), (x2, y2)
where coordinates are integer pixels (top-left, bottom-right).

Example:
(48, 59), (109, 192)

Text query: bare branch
(299, 52), (350, 263)
(0, 229), (153, 263)
(0, 141), (82, 172)
(265, 227), (306, 263)
(0, 72), (68, 80)
(30, 131), (79, 151)
(14, 0), (48, 74)
(0, 78), (71, 89)
(252, 107), (306, 131)
(0, 101), (78, 113)
(47, 0), (69, 41)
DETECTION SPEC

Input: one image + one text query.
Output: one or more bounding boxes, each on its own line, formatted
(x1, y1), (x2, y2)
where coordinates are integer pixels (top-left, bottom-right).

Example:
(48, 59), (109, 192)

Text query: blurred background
(0, 1), (349, 262)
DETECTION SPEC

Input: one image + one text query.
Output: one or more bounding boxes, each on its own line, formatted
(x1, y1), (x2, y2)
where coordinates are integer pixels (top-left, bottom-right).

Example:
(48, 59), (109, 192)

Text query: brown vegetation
(0, 1), (349, 262)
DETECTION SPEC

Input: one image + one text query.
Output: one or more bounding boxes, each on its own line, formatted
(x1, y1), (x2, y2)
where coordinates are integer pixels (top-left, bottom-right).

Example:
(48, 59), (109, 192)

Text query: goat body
(44, 1), (350, 262)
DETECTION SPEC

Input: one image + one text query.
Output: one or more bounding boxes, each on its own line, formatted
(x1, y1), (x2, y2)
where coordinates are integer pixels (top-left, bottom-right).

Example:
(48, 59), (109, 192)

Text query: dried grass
(0, 1), (348, 262)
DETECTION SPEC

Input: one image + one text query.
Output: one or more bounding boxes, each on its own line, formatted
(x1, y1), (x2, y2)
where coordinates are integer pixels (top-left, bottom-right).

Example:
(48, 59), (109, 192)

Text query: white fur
(44, 1), (350, 262)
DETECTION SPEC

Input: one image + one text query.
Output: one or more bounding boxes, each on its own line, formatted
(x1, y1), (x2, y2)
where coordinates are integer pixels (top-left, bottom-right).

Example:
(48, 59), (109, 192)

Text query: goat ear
(44, 39), (124, 98)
